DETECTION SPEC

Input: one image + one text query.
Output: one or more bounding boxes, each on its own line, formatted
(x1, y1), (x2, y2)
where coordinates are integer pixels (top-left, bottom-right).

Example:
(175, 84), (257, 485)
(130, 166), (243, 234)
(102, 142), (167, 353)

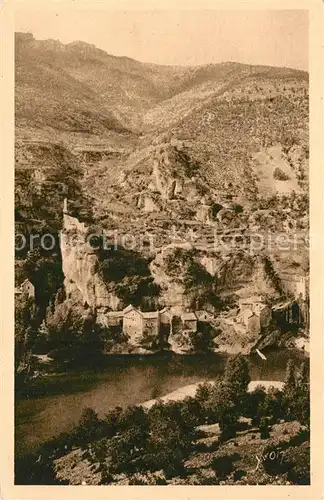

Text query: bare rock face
(200, 255), (218, 276)
(142, 196), (159, 213)
(183, 179), (198, 201)
(215, 252), (279, 299)
(196, 203), (213, 224)
(149, 244), (215, 313)
(151, 156), (173, 200)
(150, 148), (188, 201)
(60, 213), (122, 315)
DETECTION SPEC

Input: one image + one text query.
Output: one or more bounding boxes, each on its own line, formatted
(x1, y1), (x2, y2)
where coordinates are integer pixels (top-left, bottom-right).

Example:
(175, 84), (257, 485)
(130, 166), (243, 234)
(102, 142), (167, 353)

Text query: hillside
(15, 33), (309, 356)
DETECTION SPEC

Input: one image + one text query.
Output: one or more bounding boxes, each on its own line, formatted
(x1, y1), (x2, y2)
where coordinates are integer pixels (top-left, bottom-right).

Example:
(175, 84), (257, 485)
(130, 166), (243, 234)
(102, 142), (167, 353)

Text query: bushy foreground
(15, 356), (309, 485)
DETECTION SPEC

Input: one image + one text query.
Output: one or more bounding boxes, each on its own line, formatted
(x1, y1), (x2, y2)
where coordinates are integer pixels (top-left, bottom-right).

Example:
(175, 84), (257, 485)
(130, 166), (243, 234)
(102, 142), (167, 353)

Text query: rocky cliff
(60, 211), (122, 318)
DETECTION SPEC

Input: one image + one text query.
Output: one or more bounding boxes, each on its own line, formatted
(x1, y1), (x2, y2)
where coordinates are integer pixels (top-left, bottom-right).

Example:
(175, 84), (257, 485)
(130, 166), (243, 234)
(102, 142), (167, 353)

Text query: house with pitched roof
(14, 279), (35, 299)
(237, 295), (271, 333)
(122, 305), (161, 345)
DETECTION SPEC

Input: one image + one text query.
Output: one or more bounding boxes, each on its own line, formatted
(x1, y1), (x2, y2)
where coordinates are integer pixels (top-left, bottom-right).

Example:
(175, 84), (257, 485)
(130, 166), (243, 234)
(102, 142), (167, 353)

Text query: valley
(13, 26), (310, 487)
(15, 31), (309, 368)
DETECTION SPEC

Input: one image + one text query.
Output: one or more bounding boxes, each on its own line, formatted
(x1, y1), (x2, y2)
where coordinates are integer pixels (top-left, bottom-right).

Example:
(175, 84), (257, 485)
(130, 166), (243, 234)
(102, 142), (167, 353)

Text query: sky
(15, 9), (308, 70)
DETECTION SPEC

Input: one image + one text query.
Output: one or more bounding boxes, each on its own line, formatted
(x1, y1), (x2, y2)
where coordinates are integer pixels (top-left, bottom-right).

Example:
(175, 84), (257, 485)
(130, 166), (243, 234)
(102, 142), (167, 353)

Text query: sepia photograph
(2, 1), (321, 492)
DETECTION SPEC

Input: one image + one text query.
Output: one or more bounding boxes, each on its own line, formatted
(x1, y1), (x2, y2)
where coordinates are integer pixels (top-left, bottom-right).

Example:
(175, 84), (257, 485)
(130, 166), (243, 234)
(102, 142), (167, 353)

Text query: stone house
(141, 311), (160, 338)
(181, 312), (198, 332)
(239, 295), (263, 312)
(281, 274), (308, 301)
(122, 305), (160, 345)
(123, 305), (143, 343)
(245, 311), (261, 336)
(15, 279), (35, 299)
(238, 295), (271, 331)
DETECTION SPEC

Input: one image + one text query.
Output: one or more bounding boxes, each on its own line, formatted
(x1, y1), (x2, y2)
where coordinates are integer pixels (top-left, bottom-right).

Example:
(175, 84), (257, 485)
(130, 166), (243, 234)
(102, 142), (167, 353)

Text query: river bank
(15, 348), (307, 459)
(142, 380), (284, 409)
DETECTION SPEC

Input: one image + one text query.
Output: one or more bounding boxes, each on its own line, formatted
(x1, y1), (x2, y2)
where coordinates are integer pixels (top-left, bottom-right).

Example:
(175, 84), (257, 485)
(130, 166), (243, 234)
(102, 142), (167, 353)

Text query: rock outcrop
(60, 211), (122, 317)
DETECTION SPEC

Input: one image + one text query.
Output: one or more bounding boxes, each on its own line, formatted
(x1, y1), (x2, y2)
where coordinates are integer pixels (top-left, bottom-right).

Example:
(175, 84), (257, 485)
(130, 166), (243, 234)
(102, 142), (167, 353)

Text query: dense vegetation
(96, 246), (160, 308)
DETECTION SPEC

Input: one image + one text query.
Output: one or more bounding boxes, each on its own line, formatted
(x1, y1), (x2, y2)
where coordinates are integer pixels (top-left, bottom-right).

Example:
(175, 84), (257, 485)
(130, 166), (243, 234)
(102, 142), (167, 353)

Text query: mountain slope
(15, 33), (309, 334)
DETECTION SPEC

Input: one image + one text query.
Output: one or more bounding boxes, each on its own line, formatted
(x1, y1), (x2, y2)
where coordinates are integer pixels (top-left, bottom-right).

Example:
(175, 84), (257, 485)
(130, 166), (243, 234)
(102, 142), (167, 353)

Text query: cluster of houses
(15, 275), (308, 347)
(235, 291), (308, 335)
(103, 291), (307, 347)
(103, 305), (201, 345)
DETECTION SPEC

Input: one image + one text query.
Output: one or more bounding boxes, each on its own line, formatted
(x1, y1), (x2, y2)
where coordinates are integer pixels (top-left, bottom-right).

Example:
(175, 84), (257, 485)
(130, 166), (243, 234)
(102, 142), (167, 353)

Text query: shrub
(273, 167), (290, 181)
(218, 403), (238, 441)
(284, 444), (310, 485)
(259, 417), (271, 439)
(211, 452), (240, 480)
(73, 407), (103, 448)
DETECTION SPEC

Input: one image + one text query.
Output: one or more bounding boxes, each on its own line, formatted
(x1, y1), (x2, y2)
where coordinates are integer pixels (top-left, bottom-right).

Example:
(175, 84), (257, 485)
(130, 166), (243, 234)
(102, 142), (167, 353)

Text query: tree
(46, 302), (102, 360)
(283, 359), (297, 420)
(292, 362), (310, 428)
(33, 320), (49, 354)
(146, 401), (195, 476)
(103, 406), (123, 438)
(283, 360), (310, 427)
(187, 322), (215, 353)
(243, 386), (266, 422)
(195, 381), (221, 423)
(297, 361), (308, 387)
(109, 405), (149, 474)
(223, 355), (250, 407)
(259, 417), (270, 439)
(15, 295), (39, 379)
(259, 387), (284, 424)
(284, 359), (296, 392)
(74, 407), (102, 448)
(218, 402), (238, 441)
(180, 396), (203, 428)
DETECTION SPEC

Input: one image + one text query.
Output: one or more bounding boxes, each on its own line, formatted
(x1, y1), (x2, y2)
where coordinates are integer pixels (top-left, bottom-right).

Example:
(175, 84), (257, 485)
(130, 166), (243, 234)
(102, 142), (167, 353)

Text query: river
(15, 349), (307, 458)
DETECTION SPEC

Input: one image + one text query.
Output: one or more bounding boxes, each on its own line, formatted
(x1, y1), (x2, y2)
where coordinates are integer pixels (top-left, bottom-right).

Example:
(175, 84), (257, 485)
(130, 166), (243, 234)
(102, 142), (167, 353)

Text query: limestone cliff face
(150, 147), (200, 202)
(149, 244), (215, 314)
(151, 154), (175, 200)
(60, 213), (122, 316)
(196, 203), (213, 224)
(204, 251), (279, 299)
(149, 244), (280, 315)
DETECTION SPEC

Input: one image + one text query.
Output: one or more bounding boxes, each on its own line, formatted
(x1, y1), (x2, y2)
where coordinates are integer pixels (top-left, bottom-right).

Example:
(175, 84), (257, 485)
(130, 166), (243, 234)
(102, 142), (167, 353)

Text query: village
(14, 197), (309, 353)
(60, 265), (308, 350)
(100, 287), (308, 348)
